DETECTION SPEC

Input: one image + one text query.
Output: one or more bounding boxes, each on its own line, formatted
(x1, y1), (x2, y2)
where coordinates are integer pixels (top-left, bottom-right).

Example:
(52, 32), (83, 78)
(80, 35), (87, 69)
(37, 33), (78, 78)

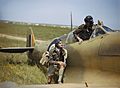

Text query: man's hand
(77, 37), (83, 44)
(75, 35), (83, 43)
(57, 61), (66, 67)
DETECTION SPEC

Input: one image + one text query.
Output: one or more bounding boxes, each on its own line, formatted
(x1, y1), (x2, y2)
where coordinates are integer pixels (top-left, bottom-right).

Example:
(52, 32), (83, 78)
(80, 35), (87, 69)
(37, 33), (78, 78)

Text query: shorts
(48, 65), (59, 76)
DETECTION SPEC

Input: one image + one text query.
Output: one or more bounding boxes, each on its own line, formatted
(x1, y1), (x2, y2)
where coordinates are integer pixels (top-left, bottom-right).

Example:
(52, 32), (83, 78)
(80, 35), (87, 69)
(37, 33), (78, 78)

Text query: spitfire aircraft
(0, 21), (120, 86)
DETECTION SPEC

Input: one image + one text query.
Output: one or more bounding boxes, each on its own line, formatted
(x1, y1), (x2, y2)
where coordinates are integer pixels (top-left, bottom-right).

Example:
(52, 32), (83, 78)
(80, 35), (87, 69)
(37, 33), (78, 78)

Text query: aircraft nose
(99, 32), (120, 56)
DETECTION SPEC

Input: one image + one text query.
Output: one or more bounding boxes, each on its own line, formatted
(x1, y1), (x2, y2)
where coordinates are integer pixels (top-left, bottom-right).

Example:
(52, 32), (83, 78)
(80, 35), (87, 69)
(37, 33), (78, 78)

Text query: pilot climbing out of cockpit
(73, 15), (95, 43)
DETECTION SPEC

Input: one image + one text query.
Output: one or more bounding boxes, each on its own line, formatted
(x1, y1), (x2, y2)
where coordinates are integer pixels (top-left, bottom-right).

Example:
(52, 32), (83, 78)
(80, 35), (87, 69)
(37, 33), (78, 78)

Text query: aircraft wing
(0, 47), (34, 53)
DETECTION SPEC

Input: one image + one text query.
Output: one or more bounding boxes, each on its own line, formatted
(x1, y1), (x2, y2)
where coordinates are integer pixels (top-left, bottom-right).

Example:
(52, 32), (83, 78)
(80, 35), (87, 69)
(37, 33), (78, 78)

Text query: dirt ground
(0, 81), (119, 88)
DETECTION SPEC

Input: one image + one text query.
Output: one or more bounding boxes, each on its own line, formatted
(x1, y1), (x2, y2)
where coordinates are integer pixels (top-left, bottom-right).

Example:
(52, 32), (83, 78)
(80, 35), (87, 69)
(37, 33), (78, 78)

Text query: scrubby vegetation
(0, 22), (70, 40)
(0, 21), (70, 84)
(0, 37), (25, 47)
(0, 65), (47, 84)
(0, 37), (47, 84)
(0, 51), (47, 84)
(0, 37), (27, 64)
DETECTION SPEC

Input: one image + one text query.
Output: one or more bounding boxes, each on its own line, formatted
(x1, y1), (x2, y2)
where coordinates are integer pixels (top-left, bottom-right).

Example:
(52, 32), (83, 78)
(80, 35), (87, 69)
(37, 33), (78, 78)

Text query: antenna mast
(70, 12), (73, 31)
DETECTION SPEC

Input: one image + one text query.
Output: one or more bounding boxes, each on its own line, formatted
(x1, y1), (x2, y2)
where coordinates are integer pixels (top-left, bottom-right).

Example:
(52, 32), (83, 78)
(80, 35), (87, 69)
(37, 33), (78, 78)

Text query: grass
(0, 22), (70, 40)
(0, 37), (47, 84)
(0, 64), (47, 84)
(0, 37), (25, 47)
(0, 21), (70, 84)
(0, 37), (27, 65)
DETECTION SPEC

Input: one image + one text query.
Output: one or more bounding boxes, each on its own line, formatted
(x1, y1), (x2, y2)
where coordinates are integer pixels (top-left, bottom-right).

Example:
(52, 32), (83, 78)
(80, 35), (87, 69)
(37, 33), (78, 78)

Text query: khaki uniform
(48, 46), (67, 83)
(73, 24), (95, 41)
(48, 47), (67, 76)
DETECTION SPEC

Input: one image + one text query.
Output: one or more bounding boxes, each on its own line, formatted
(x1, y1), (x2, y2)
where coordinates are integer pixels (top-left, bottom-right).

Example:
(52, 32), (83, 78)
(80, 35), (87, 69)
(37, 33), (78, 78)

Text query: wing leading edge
(0, 47), (34, 53)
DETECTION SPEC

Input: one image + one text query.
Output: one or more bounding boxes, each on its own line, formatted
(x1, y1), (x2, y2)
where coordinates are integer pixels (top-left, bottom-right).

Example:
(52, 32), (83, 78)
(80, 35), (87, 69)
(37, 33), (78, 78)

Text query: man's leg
(48, 75), (52, 84)
(58, 66), (65, 84)
(47, 65), (55, 84)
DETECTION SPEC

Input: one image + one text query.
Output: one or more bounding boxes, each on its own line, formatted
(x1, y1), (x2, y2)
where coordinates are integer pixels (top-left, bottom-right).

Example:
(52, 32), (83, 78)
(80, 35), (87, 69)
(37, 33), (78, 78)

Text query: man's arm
(57, 48), (68, 67)
(63, 49), (67, 64)
(73, 24), (84, 42)
(74, 34), (83, 42)
(49, 60), (58, 64)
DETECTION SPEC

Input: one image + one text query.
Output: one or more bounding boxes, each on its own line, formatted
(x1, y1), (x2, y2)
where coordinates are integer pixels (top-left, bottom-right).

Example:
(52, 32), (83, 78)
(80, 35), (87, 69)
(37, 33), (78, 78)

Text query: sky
(0, 0), (120, 29)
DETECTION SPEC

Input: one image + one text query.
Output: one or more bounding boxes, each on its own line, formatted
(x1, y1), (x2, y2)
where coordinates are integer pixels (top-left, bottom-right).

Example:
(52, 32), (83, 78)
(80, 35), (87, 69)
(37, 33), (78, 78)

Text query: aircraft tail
(0, 27), (35, 53)
(26, 27), (35, 47)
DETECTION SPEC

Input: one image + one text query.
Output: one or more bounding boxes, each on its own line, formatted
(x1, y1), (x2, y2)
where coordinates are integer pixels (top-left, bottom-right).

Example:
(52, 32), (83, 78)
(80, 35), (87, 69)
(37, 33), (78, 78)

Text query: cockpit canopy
(65, 25), (114, 44)
(102, 26), (113, 32)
